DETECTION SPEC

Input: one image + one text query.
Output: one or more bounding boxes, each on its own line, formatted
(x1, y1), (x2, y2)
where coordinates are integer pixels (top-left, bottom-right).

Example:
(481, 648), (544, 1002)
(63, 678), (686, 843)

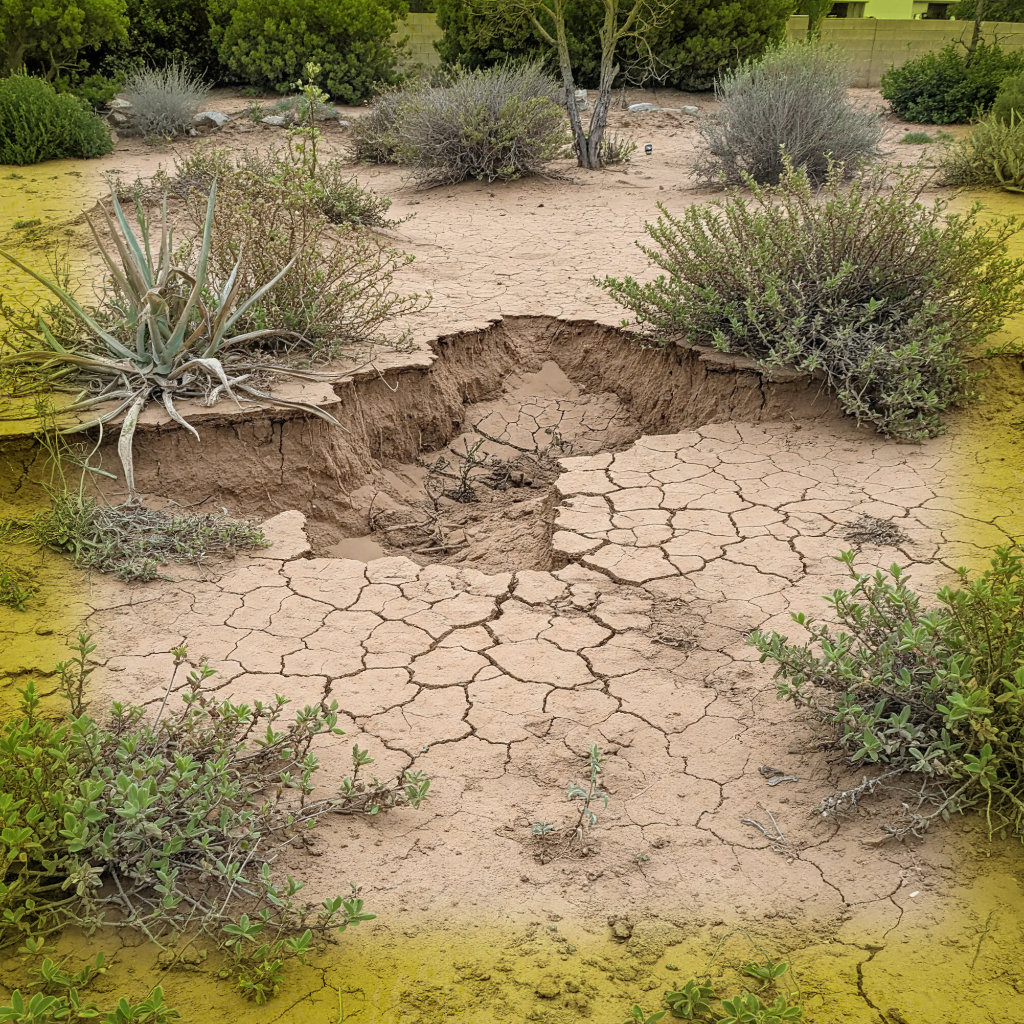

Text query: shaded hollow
(87, 316), (838, 570)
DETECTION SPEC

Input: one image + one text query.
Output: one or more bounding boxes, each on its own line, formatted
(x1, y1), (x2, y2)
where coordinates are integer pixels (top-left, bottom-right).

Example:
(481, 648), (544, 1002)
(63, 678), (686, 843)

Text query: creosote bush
(120, 61), (210, 137)
(0, 634), (430, 964)
(881, 42), (1024, 124)
(694, 42), (883, 187)
(750, 547), (1024, 842)
(600, 162), (1024, 439)
(943, 111), (1024, 192)
(353, 62), (571, 187)
(349, 85), (417, 163)
(0, 74), (112, 165)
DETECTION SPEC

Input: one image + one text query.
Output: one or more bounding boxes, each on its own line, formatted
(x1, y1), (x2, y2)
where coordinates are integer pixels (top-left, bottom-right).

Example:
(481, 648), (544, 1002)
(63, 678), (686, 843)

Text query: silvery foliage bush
(392, 62), (571, 187)
(695, 42), (883, 187)
(121, 61), (210, 137)
(601, 161), (1024, 439)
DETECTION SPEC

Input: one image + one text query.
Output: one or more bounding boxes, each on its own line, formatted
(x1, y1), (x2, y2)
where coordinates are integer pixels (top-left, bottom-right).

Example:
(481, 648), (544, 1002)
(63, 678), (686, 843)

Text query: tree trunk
(547, 0), (592, 167)
(969, 0), (988, 55)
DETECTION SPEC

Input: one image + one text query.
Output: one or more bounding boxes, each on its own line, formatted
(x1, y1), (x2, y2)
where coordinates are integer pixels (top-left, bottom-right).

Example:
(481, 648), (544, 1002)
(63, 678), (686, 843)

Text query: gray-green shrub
(0, 73), (112, 164)
(120, 61), (210, 137)
(750, 546), (1024, 841)
(389, 62), (571, 187)
(600, 162), (1024, 439)
(943, 112), (1024, 190)
(993, 71), (1024, 125)
(694, 42), (883, 187)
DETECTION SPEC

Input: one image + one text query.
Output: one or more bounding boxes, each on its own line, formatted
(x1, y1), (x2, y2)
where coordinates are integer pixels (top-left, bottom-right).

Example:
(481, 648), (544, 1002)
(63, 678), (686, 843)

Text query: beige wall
(396, 13), (1024, 87)
(787, 16), (1024, 86)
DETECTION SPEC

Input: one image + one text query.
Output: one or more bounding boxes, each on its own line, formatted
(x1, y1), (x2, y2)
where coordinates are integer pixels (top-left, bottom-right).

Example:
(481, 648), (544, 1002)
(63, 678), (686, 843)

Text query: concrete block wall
(787, 16), (1024, 86)
(397, 13), (1024, 86)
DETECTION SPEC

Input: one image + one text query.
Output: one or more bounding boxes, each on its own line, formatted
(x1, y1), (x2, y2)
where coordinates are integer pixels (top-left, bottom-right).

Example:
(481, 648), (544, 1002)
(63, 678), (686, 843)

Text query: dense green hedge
(125, 0), (221, 76)
(0, 73), (113, 164)
(433, 0), (789, 91)
(881, 42), (1024, 123)
(210, 0), (408, 101)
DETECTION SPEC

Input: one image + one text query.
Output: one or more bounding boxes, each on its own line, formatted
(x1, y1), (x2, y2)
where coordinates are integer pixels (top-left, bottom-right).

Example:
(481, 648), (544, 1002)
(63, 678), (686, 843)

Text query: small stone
(535, 976), (560, 999)
(609, 915), (634, 940)
(628, 102), (658, 112)
(574, 88), (588, 109)
(337, 119), (351, 127)
(261, 115), (289, 127)
(109, 111), (130, 126)
(108, 98), (132, 110)
(193, 110), (230, 128)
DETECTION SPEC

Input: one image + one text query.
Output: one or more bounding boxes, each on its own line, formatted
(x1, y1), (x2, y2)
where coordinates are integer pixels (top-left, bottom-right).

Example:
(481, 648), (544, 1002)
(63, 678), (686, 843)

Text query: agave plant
(0, 182), (341, 493)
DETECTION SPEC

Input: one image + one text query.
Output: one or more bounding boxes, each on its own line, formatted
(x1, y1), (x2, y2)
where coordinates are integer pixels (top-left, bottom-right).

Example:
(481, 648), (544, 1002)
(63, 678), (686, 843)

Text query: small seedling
(623, 1006), (667, 1024)
(741, 960), (790, 989)
(900, 131), (934, 144)
(567, 744), (608, 852)
(664, 978), (716, 1019)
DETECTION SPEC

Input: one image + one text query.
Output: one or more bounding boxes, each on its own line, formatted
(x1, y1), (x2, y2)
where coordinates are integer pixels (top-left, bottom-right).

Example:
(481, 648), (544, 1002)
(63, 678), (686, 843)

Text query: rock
(681, 104), (699, 115)
(261, 115), (289, 127)
(534, 976), (561, 999)
(574, 88), (588, 110)
(627, 102), (699, 115)
(109, 111), (130, 126)
(628, 102), (658, 112)
(608, 915), (634, 940)
(193, 110), (229, 128)
(337, 119), (351, 128)
(108, 98), (132, 110)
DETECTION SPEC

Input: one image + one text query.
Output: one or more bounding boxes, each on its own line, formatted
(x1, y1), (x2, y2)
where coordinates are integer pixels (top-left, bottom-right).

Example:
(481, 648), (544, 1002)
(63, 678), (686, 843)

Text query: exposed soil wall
(105, 317), (837, 524)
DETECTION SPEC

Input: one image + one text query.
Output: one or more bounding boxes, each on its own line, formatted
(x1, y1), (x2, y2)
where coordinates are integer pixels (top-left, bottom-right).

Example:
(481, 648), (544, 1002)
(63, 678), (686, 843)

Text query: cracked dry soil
(2, 93), (1024, 1024)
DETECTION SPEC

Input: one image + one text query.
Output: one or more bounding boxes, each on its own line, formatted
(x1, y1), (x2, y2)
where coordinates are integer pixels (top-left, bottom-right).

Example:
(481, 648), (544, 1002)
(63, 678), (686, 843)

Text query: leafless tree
(486, 0), (676, 169)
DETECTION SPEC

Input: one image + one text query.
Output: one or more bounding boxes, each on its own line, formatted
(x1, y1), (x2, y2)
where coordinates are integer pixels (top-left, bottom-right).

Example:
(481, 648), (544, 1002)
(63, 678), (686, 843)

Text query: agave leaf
(57, 394), (139, 433)
(0, 248), (135, 361)
(116, 393), (148, 494)
(162, 185), (217, 359)
(86, 210), (139, 303)
(161, 390), (201, 442)
(234, 383), (342, 426)
(109, 191), (155, 291)
(0, 350), (133, 373)
(219, 256), (297, 343)
(169, 356), (237, 394)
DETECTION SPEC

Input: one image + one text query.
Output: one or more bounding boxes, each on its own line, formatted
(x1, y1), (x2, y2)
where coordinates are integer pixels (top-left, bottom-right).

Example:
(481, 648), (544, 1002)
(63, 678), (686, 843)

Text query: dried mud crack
(4, 316), (1024, 1023)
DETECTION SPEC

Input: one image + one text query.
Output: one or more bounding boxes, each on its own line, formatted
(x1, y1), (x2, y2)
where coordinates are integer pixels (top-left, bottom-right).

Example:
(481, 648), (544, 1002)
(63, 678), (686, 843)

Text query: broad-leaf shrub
(0, 0), (127, 79)
(600, 162), (1024, 439)
(881, 42), (1024, 124)
(211, 0), (407, 102)
(0, 74), (112, 164)
(0, 635), (430, 955)
(749, 548), (1024, 841)
(993, 71), (1024, 124)
(694, 42), (883, 187)
(125, 0), (221, 76)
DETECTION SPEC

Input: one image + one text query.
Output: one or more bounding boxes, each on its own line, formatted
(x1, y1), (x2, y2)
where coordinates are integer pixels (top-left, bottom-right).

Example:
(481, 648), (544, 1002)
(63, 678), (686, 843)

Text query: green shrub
(350, 85), (416, 162)
(211, 0), (407, 102)
(750, 547), (1024, 842)
(0, 635), (430, 956)
(648, 0), (791, 92)
(0, 0), (127, 79)
(0, 74), (112, 164)
(900, 131), (935, 143)
(881, 42), (1024, 124)
(600, 162), (1024, 439)
(993, 71), (1024, 124)
(694, 42), (883, 187)
(943, 111), (1024, 191)
(121, 61), (210, 137)
(393, 62), (571, 187)
(125, 0), (221, 76)
(55, 69), (124, 110)
(434, 0), (789, 91)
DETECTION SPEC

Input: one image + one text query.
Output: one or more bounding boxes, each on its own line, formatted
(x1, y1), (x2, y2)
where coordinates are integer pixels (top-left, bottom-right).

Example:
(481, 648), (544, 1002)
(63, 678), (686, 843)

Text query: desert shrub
(880, 42), (1024, 124)
(750, 547), (1024, 842)
(0, 635), (430, 960)
(694, 42), (883, 187)
(993, 71), (1024, 124)
(0, 74), (113, 164)
(0, 0), (127, 79)
(55, 68), (124, 110)
(600, 162), (1024, 439)
(350, 85), (417, 163)
(943, 111), (1024, 191)
(125, 0), (221, 76)
(900, 131), (935, 144)
(120, 61), (210, 137)
(211, 0), (407, 102)
(394, 62), (571, 187)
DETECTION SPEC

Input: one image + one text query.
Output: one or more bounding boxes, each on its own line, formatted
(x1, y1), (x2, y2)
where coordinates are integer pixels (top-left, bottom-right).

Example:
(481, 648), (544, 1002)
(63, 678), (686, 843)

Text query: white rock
(193, 110), (230, 128)
(261, 115), (289, 127)
(628, 102), (658, 113)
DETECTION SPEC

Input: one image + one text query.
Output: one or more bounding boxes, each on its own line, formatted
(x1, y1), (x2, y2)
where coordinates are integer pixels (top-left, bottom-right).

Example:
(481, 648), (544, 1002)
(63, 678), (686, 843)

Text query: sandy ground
(2, 88), (1024, 1022)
